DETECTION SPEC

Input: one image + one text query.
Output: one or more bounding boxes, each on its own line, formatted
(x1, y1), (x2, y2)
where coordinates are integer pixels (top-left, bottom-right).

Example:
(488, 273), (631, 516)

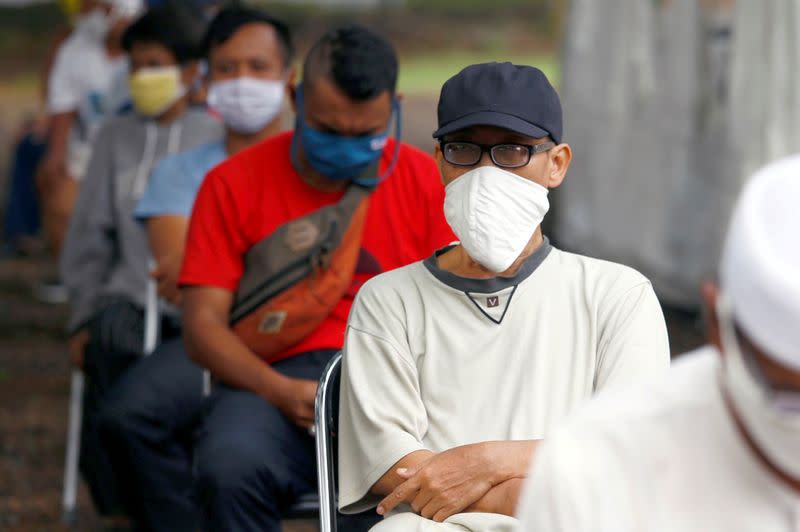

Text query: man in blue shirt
(99, 7), (295, 530)
(135, 6), (294, 304)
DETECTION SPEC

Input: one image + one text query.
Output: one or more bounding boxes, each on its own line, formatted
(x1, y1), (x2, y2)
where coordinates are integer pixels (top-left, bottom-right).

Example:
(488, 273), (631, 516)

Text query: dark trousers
(100, 339), (336, 532)
(81, 298), (179, 516)
(3, 132), (43, 245)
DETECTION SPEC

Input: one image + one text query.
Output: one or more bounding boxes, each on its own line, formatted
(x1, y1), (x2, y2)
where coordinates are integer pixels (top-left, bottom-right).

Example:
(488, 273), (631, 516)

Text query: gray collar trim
(423, 237), (553, 294)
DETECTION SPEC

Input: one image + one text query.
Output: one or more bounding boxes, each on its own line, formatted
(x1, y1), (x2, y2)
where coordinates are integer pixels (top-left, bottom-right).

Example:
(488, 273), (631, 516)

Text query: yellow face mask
(129, 66), (185, 118)
(58, 0), (81, 21)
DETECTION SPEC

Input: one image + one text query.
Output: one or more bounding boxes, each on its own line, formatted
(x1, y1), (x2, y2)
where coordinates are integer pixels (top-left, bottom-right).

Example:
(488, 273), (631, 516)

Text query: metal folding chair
(62, 267), (161, 524)
(62, 369), (83, 524)
(315, 352), (342, 531)
(314, 352), (381, 532)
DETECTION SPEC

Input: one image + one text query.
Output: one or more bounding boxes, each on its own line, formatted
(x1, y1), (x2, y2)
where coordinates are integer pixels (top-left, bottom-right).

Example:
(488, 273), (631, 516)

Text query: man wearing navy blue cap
(336, 62), (671, 531)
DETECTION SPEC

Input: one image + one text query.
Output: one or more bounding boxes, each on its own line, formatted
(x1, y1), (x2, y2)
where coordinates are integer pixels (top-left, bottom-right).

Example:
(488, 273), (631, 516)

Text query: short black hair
(202, 6), (294, 68)
(122, 6), (207, 63)
(303, 25), (398, 101)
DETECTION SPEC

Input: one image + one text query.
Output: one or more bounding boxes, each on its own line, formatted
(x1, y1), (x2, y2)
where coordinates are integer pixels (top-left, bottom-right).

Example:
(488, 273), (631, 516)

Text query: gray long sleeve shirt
(60, 108), (222, 332)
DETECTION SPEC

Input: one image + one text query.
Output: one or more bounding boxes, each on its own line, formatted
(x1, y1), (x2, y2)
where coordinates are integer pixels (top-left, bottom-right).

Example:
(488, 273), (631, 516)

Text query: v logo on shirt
(466, 286), (518, 325)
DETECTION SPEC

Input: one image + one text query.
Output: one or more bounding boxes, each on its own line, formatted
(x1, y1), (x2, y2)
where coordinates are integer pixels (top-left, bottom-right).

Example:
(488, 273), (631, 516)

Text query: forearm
(147, 217), (188, 264)
(371, 450), (436, 496)
(479, 440), (539, 483)
(44, 112), (73, 165)
(183, 310), (285, 402)
(465, 477), (525, 516)
(461, 440), (539, 516)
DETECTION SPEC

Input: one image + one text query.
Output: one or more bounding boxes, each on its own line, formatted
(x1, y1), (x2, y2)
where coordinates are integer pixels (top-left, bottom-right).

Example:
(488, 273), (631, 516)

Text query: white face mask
(207, 77), (285, 134)
(444, 165), (550, 273)
(75, 8), (111, 42)
(719, 295), (800, 478)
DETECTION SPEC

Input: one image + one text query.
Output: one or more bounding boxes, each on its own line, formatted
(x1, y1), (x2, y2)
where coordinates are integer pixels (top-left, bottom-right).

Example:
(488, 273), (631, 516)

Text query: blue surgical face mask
(291, 85), (402, 185)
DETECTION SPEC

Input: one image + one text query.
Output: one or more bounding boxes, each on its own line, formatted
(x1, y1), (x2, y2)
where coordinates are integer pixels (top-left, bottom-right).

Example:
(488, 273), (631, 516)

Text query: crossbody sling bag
(229, 183), (371, 363)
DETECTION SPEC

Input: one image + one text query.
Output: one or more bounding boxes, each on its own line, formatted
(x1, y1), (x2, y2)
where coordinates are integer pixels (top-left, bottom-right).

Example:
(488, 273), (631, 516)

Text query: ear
(433, 143), (447, 185)
(288, 82), (298, 114)
(701, 281), (722, 353)
(546, 143), (572, 189)
(285, 66), (298, 86)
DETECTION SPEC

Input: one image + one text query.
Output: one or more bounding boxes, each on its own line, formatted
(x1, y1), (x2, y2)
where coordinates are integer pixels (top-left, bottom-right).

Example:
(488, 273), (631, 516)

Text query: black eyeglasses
(440, 141), (555, 168)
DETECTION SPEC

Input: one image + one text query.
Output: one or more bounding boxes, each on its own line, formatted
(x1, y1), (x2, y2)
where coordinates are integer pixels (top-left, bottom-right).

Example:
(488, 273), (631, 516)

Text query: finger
(432, 506), (457, 523)
(399, 459), (426, 478)
(292, 415), (314, 430)
(397, 468), (414, 479)
(427, 483), (484, 520)
(410, 489), (435, 515)
(165, 286), (181, 303)
(301, 403), (315, 418)
(377, 478), (419, 516)
(422, 499), (447, 521)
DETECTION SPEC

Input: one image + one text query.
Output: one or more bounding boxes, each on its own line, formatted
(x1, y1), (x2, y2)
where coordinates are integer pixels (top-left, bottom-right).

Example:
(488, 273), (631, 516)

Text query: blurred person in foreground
(517, 156), (800, 531)
(99, 25), (455, 532)
(58, 6), (221, 521)
(98, 8), (293, 528)
(35, 0), (143, 301)
(336, 62), (670, 532)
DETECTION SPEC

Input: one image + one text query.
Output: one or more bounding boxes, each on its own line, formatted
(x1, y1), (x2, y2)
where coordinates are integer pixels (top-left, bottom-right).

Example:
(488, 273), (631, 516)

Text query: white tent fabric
(555, 0), (706, 306)
(555, 1), (800, 307)
(730, 1), (800, 182)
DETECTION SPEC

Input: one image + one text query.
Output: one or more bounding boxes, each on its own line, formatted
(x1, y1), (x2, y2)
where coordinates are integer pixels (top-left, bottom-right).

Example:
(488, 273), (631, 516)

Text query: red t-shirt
(180, 131), (455, 362)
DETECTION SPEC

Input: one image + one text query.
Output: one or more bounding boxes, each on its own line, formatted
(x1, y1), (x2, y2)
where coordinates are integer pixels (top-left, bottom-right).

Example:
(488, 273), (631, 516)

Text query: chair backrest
(315, 352), (342, 531)
(315, 352), (382, 532)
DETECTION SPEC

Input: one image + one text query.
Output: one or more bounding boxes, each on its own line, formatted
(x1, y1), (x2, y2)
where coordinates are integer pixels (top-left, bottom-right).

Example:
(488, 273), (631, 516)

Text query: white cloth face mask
(207, 77), (285, 134)
(444, 165), (550, 273)
(719, 295), (800, 478)
(76, 8), (111, 42)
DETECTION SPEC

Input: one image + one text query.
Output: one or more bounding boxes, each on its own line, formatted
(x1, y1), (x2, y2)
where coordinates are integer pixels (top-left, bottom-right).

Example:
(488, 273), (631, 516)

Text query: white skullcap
(103, 0), (144, 18)
(720, 154), (800, 370)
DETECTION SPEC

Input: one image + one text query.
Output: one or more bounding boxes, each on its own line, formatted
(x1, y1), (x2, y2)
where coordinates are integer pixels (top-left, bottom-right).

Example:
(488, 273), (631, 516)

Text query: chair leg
(202, 370), (211, 397)
(62, 369), (84, 525)
(143, 270), (160, 356)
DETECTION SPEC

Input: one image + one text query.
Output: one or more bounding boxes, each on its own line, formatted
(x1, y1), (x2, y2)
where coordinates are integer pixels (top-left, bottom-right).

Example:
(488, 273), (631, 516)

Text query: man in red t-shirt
(100, 25), (453, 531)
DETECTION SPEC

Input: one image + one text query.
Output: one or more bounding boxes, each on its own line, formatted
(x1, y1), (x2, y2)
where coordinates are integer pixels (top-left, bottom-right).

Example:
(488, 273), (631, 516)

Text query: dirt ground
(0, 93), (704, 531)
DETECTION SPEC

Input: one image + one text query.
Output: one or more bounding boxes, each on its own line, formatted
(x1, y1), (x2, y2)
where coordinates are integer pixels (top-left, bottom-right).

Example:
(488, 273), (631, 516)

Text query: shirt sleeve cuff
(338, 440), (427, 515)
(177, 275), (238, 292)
(47, 97), (78, 114)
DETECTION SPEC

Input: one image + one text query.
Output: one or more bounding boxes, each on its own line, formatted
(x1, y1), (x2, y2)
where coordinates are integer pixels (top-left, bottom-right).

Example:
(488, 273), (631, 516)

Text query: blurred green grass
(1, 51), (559, 102)
(399, 51), (558, 94)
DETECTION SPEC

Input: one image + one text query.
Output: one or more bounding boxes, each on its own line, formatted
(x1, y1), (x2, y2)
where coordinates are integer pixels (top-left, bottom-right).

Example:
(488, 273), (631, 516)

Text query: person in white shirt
(36, 0), (141, 296)
(517, 154), (800, 532)
(337, 62), (671, 532)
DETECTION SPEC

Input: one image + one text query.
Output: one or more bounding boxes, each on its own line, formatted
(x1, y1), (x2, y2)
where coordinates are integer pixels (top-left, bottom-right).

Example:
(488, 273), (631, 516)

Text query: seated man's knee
(195, 441), (278, 504)
(97, 394), (135, 446)
(97, 382), (151, 447)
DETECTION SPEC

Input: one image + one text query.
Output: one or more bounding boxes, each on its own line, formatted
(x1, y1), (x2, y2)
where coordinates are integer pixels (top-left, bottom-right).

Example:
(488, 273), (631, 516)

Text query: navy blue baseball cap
(433, 62), (562, 144)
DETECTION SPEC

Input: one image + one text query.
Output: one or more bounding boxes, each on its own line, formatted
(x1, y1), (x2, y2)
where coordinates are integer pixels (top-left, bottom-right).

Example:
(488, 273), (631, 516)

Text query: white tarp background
(555, 0), (798, 308)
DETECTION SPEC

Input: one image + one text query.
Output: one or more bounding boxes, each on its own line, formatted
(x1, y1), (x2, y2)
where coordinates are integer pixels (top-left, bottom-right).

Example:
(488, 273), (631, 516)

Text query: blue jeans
(100, 339), (336, 531)
(3, 132), (43, 245)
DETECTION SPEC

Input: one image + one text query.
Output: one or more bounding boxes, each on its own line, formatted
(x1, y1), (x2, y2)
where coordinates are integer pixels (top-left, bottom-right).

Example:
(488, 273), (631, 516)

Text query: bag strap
(230, 181), (373, 323)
